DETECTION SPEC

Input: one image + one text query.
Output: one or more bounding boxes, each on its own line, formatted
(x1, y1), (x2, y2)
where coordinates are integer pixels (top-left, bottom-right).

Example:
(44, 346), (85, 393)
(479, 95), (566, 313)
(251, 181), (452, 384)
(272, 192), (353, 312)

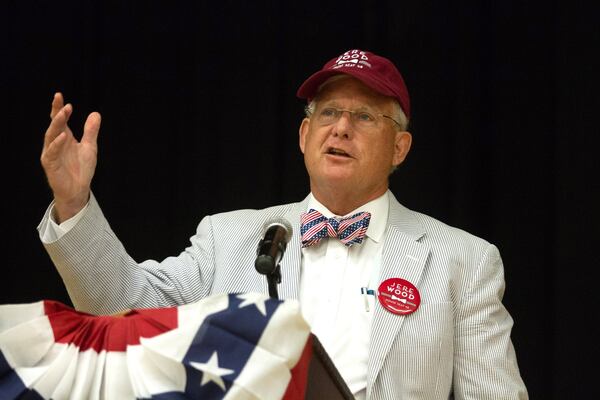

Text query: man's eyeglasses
(307, 106), (402, 131)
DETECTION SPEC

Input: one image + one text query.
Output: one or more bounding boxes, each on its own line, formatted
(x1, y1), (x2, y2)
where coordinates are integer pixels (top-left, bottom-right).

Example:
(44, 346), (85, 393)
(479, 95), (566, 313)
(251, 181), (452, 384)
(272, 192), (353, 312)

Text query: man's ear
(392, 131), (412, 167)
(299, 118), (310, 154)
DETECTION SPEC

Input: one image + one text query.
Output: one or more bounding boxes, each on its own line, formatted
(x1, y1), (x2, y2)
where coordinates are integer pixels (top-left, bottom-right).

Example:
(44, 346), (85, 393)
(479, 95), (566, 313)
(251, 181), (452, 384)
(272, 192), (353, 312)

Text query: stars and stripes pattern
(300, 209), (371, 248)
(0, 293), (312, 400)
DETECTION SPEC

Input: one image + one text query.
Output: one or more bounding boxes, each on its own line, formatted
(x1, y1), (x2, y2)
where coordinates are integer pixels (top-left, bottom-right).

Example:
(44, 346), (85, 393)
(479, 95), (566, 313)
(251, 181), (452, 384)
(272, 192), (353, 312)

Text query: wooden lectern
(306, 334), (354, 399)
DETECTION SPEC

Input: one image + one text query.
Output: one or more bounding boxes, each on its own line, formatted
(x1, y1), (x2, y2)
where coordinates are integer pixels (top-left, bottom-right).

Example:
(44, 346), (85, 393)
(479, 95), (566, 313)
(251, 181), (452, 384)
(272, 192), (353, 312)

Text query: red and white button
(377, 278), (421, 315)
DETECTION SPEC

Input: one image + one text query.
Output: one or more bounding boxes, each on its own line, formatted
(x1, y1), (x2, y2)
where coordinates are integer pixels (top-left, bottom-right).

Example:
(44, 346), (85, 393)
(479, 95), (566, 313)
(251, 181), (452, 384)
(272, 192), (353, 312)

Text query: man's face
(299, 76), (412, 208)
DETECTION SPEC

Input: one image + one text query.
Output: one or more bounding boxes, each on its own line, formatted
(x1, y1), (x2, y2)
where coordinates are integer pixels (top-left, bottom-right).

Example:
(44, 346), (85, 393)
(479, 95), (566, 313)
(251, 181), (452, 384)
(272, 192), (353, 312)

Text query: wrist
(53, 192), (90, 223)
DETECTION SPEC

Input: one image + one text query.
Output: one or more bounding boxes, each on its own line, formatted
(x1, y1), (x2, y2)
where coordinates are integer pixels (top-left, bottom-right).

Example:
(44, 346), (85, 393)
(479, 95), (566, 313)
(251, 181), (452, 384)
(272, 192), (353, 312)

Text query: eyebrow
(318, 102), (378, 113)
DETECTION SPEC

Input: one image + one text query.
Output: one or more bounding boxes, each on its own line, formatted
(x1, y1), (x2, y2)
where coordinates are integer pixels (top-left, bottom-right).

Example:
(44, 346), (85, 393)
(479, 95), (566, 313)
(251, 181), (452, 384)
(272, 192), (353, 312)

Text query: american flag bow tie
(300, 209), (371, 247)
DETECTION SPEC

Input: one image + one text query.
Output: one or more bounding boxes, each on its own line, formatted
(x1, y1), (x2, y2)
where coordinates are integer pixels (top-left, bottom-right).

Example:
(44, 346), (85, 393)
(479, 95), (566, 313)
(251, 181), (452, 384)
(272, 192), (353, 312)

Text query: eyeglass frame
(305, 105), (404, 131)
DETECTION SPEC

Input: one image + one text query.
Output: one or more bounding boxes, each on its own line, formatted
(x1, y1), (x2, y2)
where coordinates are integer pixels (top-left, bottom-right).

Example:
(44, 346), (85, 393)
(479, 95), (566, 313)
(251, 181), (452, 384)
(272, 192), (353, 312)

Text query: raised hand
(41, 93), (102, 223)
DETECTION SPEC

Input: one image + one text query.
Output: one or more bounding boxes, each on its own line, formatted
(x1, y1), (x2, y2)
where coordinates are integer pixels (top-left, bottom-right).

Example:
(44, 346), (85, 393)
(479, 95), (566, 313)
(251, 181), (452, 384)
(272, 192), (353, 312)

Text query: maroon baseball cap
(297, 49), (411, 118)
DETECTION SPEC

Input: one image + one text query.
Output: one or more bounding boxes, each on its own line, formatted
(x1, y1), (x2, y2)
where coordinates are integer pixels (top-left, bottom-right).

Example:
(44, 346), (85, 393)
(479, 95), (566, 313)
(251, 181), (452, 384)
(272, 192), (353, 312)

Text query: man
(39, 49), (528, 399)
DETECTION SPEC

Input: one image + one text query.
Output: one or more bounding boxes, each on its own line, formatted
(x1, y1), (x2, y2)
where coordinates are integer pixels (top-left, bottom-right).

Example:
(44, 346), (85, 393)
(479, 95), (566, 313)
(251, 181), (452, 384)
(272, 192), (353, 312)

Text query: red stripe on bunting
(43, 300), (178, 352)
(282, 335), (313, 400)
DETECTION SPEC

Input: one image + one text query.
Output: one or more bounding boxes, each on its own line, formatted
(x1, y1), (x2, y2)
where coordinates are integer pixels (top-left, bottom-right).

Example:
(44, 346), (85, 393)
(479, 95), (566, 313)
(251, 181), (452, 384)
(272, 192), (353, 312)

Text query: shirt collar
(306, 191), (389, 243)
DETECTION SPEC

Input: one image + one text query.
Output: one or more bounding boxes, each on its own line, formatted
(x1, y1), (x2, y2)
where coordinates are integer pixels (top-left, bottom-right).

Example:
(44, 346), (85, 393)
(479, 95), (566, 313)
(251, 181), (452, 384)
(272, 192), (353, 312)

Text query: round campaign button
(377, 278), (421, 315)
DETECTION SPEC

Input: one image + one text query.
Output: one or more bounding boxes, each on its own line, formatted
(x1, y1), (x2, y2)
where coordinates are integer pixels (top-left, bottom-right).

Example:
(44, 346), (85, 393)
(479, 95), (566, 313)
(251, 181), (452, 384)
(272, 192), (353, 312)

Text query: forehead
(314, 76), (395, 111)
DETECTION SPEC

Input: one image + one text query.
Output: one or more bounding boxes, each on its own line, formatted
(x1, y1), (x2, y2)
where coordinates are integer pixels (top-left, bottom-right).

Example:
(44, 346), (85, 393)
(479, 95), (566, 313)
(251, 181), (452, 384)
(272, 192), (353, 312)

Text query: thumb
(82, 112), (101, 145)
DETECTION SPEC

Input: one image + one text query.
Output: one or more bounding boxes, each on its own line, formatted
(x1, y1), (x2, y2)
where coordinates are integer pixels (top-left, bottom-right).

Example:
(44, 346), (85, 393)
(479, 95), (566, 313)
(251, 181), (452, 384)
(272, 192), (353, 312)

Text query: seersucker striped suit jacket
(41, 190), (528, 399)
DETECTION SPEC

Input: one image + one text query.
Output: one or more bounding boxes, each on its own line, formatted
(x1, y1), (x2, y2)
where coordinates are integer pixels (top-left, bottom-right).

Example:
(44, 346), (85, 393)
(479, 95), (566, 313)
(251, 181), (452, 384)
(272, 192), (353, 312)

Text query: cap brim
(296, 69), (398, 101)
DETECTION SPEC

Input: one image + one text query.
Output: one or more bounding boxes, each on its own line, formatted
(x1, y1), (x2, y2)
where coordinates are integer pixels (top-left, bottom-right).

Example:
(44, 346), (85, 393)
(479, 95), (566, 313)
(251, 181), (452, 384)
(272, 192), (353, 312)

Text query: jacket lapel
(367, 193), (431, 396)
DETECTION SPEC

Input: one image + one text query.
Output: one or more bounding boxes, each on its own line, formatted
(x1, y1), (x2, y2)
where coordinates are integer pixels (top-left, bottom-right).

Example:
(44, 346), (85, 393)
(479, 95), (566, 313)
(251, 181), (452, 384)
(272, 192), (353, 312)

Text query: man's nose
(331, 111), (354, 138)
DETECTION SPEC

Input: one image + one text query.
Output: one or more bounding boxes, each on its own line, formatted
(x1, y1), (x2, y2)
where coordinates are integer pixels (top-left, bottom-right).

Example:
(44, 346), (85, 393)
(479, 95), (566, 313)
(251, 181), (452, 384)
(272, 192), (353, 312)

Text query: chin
(319, 172), (357, 187)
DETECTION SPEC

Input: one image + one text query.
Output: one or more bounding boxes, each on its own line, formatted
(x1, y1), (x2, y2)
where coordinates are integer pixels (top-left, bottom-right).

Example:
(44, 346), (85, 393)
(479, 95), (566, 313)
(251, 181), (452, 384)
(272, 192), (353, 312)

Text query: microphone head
(262, 218), (293, 243)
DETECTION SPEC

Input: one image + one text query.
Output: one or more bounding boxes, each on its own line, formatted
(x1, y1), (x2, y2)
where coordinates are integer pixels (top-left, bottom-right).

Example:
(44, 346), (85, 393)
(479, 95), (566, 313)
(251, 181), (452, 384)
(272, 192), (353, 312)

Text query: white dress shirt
(40, 202), (89, 242)
(300, 192), (389, 399)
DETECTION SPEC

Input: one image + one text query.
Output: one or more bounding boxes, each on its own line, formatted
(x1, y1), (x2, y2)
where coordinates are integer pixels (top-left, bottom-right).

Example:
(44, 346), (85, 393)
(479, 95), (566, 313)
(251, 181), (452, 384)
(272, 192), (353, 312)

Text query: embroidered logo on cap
(332, 49), (372, 70)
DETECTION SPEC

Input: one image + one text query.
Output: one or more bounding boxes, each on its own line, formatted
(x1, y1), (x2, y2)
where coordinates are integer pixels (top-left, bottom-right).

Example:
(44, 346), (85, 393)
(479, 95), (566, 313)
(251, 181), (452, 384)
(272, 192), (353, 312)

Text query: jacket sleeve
(39, 193), (217, 315)
(452, 244), (528, 399)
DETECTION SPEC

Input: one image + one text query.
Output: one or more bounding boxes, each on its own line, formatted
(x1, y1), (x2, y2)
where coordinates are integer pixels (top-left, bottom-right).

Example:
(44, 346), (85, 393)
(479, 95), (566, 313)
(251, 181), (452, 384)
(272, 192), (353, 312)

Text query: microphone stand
(266, 265), (281, 300)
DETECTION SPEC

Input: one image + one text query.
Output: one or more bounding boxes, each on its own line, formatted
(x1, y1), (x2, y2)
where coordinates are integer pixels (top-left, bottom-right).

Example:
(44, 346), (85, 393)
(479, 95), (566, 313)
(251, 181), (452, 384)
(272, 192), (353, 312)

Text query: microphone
(255, 218), (293, 275)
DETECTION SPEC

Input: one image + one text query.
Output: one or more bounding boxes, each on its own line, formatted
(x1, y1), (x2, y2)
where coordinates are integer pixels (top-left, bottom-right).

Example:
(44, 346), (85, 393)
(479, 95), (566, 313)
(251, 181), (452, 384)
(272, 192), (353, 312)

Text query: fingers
(50, 92), (64, 119)
(44, 103), (73, 149)
(82, 112), (102, 145)
(43, 131), (69, 161)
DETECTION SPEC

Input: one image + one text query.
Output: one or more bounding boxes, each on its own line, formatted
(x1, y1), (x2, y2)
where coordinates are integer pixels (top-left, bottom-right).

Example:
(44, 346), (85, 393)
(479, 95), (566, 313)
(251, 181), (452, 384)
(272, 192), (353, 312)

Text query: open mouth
(326, 147), (351, 158)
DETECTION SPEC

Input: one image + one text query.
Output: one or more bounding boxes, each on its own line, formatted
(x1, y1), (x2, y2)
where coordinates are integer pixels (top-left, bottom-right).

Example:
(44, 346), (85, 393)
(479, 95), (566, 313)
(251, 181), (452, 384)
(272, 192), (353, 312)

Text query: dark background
(2, 1), (598, 398)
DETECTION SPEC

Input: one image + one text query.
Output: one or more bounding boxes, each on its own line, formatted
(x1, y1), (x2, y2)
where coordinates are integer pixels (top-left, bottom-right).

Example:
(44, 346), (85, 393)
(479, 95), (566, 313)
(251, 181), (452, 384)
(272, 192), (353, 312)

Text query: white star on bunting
(237, 292), (268, 316)
(190, 351), (234, 391)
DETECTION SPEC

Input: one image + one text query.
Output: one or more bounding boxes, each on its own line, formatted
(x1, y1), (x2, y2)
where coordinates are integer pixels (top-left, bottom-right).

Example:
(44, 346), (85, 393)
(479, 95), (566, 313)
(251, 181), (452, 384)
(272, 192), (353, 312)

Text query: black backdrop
(2, 1), (598, 398)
